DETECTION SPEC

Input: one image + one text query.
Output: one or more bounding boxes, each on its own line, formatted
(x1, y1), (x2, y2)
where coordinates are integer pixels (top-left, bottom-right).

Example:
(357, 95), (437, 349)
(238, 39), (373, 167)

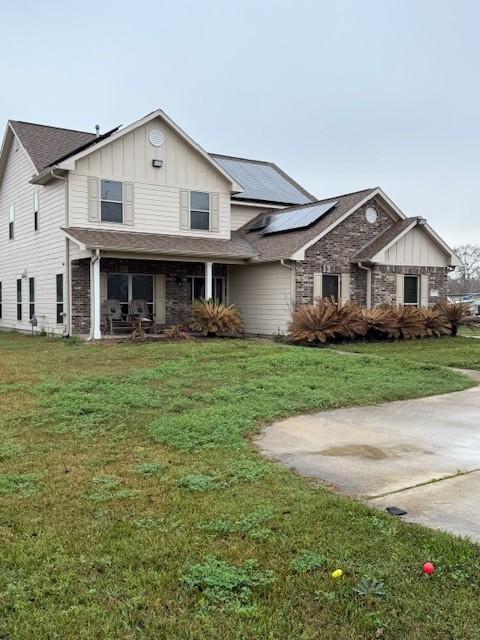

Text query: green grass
(0, 332), (479, 639)
(336, 335), (480, 370)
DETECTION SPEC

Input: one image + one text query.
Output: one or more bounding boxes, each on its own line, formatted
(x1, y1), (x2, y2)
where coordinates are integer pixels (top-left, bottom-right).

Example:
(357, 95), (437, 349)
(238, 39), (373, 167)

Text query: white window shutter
(420, 274), (429, 308)
(180, 190), (189, 230)
(210, 193), (219, 232)
(87, 177), (100, 221)
(340, 272), (350, 303)
(396, 274), (404, 305)
(124, 182), (134, 225)
(155, 275), (166, 324)
(313, 273), (322, 301)
(100, 273), (107, 304)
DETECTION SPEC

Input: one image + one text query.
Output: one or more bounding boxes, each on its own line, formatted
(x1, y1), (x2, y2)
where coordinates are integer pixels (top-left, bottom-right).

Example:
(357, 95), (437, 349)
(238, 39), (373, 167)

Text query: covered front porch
(71, 256), (228, 338)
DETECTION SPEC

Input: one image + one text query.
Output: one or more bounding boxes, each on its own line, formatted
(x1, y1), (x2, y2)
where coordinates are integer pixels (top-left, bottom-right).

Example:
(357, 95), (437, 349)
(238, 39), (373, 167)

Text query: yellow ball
(331, 569), (343, 579)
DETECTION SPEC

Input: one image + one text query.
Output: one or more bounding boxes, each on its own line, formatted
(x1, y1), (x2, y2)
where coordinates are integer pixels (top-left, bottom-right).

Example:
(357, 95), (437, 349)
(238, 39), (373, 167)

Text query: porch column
(92, 253), (101, 339)
(205, 261), (213, 300)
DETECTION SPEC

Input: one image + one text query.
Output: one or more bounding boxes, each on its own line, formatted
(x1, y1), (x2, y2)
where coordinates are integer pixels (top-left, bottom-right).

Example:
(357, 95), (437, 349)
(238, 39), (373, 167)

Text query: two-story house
(0, 108), (459, 338)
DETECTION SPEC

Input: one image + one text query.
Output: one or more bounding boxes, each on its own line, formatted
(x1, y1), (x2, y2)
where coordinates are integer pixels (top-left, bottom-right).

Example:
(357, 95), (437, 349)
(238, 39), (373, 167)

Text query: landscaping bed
(0, 333), (479, 639)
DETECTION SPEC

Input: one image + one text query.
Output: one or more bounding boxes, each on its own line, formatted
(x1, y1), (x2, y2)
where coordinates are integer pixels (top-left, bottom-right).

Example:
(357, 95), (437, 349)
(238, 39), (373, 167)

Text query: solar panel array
(212, 155), (313, 205)
(261, 201), (337, 235)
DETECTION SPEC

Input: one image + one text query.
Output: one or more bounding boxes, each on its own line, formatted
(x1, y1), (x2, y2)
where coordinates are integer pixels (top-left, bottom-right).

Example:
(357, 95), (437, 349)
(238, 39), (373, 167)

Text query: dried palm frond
(434, 301), (476, 336)
(163, 324), (192, 340)
(288, 299), (366, 344)
(419, 308), (451, 337)
(397, 306), (427, 339)
(190, 299), (244, 337)
(363, 307), (401, 339)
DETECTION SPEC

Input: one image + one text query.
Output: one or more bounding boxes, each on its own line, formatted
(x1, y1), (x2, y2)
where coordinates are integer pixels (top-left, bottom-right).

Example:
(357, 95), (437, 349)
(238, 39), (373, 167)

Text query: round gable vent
(365, 206), (378, 224)
(149, 129), (165, 147)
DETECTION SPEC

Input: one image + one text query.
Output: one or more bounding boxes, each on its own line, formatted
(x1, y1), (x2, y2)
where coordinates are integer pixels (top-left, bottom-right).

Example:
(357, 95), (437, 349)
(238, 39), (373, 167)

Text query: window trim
(322, 273), (340, 302)
(403, 274), (419, 306)
(100, 179), (124, 224)
(16, 278), (22, 321)
(190, 191), (210, 231)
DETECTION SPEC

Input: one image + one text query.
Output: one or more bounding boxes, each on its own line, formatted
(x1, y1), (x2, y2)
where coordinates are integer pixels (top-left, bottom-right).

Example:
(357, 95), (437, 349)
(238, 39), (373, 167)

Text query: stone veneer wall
(71, 257), (226, 335)
(294, 199), (449, 307)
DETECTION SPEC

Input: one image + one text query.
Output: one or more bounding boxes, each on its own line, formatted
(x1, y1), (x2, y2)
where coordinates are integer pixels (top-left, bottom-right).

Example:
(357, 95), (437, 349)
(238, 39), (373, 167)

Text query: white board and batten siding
(381, 227), (449, 267)
(69, 118), (232, 239)
(0, 139), (66, 334)
(228, 262), (294, 336)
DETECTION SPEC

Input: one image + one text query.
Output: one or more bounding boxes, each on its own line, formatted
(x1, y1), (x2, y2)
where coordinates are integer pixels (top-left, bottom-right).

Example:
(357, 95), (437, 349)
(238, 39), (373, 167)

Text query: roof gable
(211, 154), (315, 205)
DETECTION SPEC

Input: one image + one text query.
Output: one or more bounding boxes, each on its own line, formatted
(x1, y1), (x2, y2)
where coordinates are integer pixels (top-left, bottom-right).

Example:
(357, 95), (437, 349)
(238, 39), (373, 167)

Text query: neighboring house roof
(352, 217), (418, 261)
(9, 121), (98, 172)
(238, 188), (378, 262)
(211, 154), (316, 206)
(63, 227), (258, 260)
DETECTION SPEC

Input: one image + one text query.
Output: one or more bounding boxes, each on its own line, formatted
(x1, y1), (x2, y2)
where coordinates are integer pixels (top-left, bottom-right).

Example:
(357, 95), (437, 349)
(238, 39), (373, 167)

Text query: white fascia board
(63, 230), (88, 251)
(57, 109), (243, 192)
(290, 189), (383, 260)
(423, 223), (461, 266)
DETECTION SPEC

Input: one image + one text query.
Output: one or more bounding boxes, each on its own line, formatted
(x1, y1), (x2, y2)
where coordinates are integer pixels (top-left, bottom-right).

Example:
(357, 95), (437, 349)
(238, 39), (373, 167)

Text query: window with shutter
(403, 275), (419, 305)
(322, 274), (339, 301)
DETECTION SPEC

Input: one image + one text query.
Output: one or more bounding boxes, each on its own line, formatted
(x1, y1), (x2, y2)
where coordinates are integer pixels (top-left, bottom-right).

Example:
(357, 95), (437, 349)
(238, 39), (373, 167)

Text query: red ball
(423, 562), (435, 575)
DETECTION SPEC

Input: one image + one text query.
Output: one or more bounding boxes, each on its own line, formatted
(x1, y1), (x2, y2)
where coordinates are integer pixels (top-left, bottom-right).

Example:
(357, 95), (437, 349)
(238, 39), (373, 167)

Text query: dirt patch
(316, 444), (433, 460)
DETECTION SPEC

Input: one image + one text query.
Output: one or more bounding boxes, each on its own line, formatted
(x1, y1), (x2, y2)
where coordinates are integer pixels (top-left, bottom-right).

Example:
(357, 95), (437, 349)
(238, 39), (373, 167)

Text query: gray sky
(1, 0), (478, 246)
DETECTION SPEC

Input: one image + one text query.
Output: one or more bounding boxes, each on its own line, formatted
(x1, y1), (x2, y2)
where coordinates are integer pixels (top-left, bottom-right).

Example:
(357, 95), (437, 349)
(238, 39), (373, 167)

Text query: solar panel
(248, 214), (278, 231)
(261, 202), (337, 235)
(212, 156), (312, 205)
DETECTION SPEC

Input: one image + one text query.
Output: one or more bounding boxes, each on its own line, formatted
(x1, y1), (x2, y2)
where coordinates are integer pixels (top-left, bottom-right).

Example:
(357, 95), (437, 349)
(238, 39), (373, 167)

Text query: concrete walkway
(257, 370), (480, 542)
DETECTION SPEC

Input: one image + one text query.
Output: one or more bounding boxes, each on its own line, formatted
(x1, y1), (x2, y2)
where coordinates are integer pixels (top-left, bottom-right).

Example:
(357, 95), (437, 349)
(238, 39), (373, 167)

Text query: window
(9, 205), (14, 240)
(322, 274), (339, 301)
(106, 274), (154, 318)
(56, 274), (64, 324)
(190, 191), (210, 230)
(16, 279), (22, 321)
(101, 180), (123, 223)
(29, 277), (35, 319)
(404, 275), (419, 306)
(33, 191), (39, 231)
(187, 276), (224, 304)
(0, 282), (2, 319)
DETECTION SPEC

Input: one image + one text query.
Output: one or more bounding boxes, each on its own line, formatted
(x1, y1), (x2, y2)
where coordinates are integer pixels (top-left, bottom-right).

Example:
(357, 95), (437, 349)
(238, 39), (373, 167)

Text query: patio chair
(102, 299), (124, 334)
(128, 299), (154, 336)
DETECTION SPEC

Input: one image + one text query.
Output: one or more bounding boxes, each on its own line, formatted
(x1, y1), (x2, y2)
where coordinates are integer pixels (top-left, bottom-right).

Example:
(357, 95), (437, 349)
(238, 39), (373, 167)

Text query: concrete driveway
(257, 371), (480, 541)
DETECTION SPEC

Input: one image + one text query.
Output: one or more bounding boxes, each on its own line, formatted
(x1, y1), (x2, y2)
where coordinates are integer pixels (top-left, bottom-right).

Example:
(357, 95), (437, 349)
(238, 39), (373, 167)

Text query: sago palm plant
(363, 307), (401, 339)
(288, 299), (366, 344)
(190, 299), (244, 337)
(434, 301), (475, 336)
(419, 308), (452, 337)
(397, 306), (427, 339)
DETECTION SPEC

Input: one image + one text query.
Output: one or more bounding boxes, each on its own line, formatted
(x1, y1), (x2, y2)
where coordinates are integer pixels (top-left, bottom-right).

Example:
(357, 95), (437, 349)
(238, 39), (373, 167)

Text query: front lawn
(0, 333), (479, 639)
(336, 335), (480, 370)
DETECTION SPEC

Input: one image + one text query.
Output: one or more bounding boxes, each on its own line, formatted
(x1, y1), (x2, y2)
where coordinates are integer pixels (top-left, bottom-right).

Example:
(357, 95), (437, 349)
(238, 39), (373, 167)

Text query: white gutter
(357, 262), (372, 309)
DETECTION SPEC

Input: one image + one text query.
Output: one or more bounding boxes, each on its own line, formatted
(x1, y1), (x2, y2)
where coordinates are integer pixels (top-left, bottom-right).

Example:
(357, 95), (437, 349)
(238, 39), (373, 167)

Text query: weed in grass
(135, 517), (182, 531)
(183, 556), (274, 612)
(0, 473), (39, 496)
(87, 476), (139, 502)
(0, 441), (24, 461)
(200, 506), (275, 540)
(291, 550), (326, 573)
(129, 461), (165, 478)
(353, 577), (386, 599)
(178, 474), (226, 491)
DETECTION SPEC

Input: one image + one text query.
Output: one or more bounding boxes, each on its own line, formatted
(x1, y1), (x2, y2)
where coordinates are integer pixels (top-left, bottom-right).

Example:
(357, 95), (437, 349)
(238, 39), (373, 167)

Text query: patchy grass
(0, 333), (478, 639)
(336, 336), (480, 369)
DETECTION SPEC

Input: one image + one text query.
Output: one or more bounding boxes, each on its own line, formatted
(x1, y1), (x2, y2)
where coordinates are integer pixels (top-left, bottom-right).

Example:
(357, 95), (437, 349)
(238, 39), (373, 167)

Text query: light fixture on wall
(21, 269), (28, 279)
(152, 159), (163, 168)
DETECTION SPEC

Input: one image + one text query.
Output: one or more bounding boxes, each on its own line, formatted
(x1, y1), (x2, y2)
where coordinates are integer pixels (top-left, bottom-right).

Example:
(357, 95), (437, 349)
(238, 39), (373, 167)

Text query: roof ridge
(210, 152), (275, 166)
(10, 120), (95, 136)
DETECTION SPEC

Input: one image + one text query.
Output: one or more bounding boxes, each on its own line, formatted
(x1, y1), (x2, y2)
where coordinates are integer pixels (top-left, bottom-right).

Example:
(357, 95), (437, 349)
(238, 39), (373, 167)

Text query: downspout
(357, 262), (372, 309)
(51, 169), (71, 336)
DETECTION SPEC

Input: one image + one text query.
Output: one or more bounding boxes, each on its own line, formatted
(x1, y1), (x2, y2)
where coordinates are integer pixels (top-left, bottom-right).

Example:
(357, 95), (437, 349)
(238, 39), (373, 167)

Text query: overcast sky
(1, 0), (478, 246)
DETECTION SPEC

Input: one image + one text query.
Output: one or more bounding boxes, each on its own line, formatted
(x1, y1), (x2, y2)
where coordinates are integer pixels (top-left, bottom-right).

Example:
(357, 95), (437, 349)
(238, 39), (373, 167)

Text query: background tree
(449, 245), (480, 293)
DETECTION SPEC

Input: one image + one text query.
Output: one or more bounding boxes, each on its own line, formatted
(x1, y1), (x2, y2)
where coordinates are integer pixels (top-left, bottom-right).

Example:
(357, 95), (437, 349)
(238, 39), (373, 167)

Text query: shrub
(420, 308), (452, 337)
(434, 302), (476, 336)
(190, 299), (244, 337)
(288, 299), (366, 344)
(396, 306), (427, 339)
(363, 307), (401, 339)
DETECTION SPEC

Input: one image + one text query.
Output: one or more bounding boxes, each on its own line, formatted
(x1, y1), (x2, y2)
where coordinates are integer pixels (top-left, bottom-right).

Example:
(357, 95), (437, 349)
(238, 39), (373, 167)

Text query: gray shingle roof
(9, 121), (96, 172)
(211, 154), (316, 205)
(352, 217), (417, 261)
(238, 188), (377, 262)
(63, 227), (258, 260)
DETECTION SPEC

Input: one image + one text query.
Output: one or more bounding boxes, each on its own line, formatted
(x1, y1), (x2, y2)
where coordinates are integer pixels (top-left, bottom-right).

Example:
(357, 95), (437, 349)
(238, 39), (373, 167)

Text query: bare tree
(450, 245), (480, 292)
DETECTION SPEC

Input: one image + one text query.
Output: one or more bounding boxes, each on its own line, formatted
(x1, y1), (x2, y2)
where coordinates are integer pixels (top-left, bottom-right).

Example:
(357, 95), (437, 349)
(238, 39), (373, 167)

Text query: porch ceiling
(63, 226), (258, 261)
